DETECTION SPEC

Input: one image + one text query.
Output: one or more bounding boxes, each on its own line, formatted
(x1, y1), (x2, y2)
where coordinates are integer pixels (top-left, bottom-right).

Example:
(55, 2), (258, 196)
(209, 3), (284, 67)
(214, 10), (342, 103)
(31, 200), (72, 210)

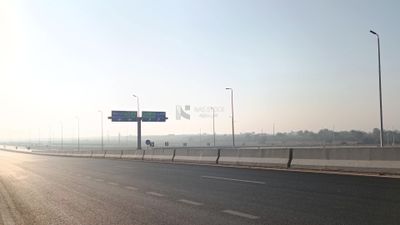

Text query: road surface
(0, 150), (399, 225)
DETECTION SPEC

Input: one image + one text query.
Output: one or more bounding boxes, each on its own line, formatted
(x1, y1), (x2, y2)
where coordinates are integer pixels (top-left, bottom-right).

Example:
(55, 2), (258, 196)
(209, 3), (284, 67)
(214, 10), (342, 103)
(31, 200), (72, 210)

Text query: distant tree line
(239, 128), (400, 146)
(150, 129), (400, 147)
(3, 129), (400, 148)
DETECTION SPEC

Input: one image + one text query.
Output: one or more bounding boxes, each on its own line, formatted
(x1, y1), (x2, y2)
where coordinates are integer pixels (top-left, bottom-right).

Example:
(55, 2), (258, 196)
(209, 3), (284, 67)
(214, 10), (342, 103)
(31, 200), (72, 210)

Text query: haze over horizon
(1, 0), (399, 141)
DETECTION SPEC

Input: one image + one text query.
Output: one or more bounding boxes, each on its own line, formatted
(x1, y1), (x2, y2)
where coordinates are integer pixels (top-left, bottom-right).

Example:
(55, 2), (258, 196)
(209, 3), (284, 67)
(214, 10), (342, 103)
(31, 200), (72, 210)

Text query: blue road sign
(110, 111), (138, 122)
(142, 111), (167, 122)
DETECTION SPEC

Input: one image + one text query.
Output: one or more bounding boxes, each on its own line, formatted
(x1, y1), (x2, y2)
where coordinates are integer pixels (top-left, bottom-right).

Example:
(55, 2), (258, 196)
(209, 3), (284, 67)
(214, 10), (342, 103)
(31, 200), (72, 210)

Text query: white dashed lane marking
(146, 192), (164, 197)
(201, 175), (266, 185)
(94, 178), (104, 182)
(178, 199), (203, 206)
(124, 186), (138, 191)
(222, 209), (259, 219)
(108, 182), (119, 186)
(114, 165), (133, 169)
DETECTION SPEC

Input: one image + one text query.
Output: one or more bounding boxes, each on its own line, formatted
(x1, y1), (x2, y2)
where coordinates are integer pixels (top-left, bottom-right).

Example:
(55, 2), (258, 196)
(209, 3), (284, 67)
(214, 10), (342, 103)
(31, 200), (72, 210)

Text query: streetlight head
(370, 30), (377, 35)
(132, 94), (137, 97)
(225, 87), (231, 90)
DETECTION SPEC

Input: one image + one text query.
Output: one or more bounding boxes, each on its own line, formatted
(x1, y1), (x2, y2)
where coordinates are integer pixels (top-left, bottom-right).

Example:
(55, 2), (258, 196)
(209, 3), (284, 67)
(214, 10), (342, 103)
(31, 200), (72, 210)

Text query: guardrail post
(103, 150), (107, 158)
(90, 150), (93, 158)
(141, 149), (145, 160)
(120, 150), (123, 159)
(287, 148), (293, 168)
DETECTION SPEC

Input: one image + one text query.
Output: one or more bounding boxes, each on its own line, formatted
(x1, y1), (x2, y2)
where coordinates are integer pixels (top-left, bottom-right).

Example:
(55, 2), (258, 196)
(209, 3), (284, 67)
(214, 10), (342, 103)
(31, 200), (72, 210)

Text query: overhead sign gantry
(110, 111), (138, 122)
(142, 111), (167, 122)
(108, 110), (167, 149)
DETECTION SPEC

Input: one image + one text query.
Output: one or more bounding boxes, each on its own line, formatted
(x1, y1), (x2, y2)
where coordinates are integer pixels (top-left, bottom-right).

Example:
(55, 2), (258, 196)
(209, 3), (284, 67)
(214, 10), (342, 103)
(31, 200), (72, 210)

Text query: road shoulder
(0, 178), (25, 225)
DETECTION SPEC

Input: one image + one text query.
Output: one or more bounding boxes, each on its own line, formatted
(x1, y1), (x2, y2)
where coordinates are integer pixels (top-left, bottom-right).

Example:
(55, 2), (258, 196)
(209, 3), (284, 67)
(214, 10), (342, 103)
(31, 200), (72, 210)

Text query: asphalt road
(0, 150), (399, 225)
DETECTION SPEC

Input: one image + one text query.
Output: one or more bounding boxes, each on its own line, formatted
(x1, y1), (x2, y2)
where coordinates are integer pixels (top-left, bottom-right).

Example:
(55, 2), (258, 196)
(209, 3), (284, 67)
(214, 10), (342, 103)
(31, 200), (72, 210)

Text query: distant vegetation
(146, 129), (400, 147)
(231, 128), (400, 147)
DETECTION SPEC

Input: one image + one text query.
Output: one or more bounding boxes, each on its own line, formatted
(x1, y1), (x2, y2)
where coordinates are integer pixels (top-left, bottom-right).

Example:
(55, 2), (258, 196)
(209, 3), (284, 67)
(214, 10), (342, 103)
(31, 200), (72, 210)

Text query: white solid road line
(201, 175), (266, 185)
(108, 182), (119, 186)
(178, 199), (203, 206)
(146, 191), (164, 197)
(124, 186), (138, 191)
(222, 210), (259, 219)
(94, 178), (104, 182)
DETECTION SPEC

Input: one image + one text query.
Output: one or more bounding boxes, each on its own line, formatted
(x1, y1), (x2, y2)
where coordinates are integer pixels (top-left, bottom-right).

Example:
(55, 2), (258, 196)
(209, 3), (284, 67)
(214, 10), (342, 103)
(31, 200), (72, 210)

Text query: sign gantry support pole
(137, 117), (142, 150)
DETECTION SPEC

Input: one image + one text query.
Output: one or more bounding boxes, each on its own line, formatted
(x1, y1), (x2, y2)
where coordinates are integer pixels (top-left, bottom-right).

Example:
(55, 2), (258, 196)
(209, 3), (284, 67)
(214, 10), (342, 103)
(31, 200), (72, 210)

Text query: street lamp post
(60, 122), (63, 151)
(132, 94), (141, 150)
(75, 116), (80, 151)
(225, 87), (235, 147)
(38, 129), (41, 145)
(370, 30), (384, 147)
(132, 94), (140, 116)
(211, 107), (216, 147)
(48, 126), (52, 147)
(98, 111), (104, 151)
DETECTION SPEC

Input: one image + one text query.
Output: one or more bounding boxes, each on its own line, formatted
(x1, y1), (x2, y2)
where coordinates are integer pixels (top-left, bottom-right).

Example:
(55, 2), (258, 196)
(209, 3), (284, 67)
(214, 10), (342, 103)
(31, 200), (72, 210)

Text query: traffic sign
(110, 111), (138, 122)
(142, 111), (167, 122)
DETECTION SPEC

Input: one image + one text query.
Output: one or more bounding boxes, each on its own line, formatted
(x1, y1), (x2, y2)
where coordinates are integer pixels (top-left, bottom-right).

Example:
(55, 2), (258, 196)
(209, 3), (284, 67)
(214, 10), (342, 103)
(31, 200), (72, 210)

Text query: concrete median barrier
(69, 151), (87, 157)
(77, 150), (93, 157)
(121, 150), (145, 160)
(40, 151), (67, 156)
(3, 144), (400, 175)
(105, 150), (124, 159)
(219, 148), (290, 168)
(291, 147), (400, 173)
(92, 150), (107, 158)
(0, 145), (32, 153)
(174, 148), (218, 163)
(143, 149), (174, 161)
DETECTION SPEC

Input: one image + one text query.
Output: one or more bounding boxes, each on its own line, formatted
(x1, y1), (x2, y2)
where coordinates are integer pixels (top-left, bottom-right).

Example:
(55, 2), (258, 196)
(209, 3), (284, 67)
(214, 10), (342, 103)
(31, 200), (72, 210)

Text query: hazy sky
(1, 0), (399, 140)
